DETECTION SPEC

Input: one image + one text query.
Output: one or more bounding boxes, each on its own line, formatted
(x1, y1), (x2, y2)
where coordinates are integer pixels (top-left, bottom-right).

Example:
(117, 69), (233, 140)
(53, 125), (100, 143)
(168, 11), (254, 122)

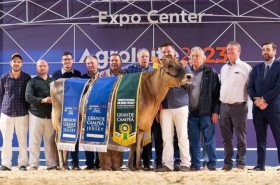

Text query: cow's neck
(141, 69), (170, 105)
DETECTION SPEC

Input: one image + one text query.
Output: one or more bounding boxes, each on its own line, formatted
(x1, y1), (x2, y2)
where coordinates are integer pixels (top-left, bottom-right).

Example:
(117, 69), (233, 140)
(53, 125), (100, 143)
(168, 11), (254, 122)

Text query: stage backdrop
(0, 0), (280, 166)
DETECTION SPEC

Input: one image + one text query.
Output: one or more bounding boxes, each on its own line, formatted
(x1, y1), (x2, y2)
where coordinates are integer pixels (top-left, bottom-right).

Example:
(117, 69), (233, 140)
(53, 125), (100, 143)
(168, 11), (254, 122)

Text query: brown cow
(50, 55), (192, 170)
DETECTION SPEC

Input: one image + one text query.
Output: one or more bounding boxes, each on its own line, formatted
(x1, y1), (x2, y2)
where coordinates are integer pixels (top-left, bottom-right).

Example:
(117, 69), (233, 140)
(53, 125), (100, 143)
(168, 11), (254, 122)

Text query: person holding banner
(99, 53), (126, 170)
(81, 55), (100, 170)
(25, 59), (58, 170)
(52, 51), (81, 80)
(123, 48), (158, 170)
(156, 43), (194, 172)
(248, 42), (280, 171)
(99, 53), (126, 78)
(0, 53), (31, 171)
(52, 51), (81, 170)
(219, 41), (251, 171)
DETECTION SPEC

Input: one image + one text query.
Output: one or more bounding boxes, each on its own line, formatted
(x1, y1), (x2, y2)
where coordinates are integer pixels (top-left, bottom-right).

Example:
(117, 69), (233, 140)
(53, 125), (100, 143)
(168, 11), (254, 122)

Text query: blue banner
(80, 76), (118, 152)
(59, 78), (89, 150)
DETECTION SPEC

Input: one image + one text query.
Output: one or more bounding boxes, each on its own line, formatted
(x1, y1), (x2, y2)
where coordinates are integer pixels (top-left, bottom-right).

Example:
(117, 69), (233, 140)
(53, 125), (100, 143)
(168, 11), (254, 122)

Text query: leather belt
(222, 102), (246, 106)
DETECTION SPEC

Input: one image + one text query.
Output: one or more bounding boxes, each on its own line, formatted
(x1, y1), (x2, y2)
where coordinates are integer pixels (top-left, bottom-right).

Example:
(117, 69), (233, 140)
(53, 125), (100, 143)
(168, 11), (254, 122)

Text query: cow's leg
(128, 144), (136, 171)
(111, 151), (123, 171)
(99, 151), (112, 170)
(62, 150), (69, 170)
(136, 131), (144, 170)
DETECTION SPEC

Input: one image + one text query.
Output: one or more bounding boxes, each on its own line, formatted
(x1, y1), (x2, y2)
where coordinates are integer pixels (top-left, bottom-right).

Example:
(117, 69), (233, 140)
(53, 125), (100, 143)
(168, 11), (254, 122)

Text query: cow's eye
(168, 64), (174, 68)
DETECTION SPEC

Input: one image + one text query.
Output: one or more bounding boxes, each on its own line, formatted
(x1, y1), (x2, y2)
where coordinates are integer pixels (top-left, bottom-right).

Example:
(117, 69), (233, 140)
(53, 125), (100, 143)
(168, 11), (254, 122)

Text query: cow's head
(153, 54), (193, 85)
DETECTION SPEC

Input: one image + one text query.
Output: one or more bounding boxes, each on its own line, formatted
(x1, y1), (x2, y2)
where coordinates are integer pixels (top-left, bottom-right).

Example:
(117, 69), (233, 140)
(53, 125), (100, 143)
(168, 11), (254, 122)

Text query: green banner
(113, 73), (142, 146)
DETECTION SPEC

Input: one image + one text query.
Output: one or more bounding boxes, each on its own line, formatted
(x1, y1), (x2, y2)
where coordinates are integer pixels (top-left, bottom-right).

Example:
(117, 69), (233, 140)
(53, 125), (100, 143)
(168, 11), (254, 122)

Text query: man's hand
(41, 96), (52, 104)
(259, 102), (268, 110)
(254, 97), (268, 110)
(254, 97), (264, 107)
(211, 113), (219, 124)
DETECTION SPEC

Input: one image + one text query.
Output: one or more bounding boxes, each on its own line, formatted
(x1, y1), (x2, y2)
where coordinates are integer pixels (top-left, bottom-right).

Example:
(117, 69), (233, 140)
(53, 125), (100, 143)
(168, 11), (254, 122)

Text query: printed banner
(113, 73), (142, 146)
(58, 78), (89, 151)
(80, 76), (118, 152)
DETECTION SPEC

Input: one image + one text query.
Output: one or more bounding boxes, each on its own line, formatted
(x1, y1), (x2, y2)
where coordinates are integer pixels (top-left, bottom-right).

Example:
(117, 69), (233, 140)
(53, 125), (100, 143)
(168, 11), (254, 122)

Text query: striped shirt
(123, 63), (153, 74)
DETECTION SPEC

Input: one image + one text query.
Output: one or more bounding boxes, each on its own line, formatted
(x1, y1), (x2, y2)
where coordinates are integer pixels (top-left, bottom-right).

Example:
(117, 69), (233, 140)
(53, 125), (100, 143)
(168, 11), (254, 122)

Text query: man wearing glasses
(52, 51), (81, 170)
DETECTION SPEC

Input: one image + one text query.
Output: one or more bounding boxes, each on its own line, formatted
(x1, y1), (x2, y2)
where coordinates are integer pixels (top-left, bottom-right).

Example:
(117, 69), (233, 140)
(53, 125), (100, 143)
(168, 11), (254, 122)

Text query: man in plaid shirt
(0, 53), (31, 171)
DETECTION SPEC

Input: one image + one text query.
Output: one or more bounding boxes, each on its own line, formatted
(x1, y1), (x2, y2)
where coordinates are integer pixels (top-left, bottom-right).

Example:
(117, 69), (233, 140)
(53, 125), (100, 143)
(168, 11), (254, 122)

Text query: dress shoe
(155, 165), (172, 172)
(30, 166), (38, 171)
(236, 165), (245, 170)
(19, 166), (27, 171)
(222, 165), (232, 171)
(47, 166), (58, 170)
(208, 166), (217, 171)
(84, 166), (94, 170)
(181, 166), (190, 172)
(173, 164), (181, 171)
(0, 165), (11, 171)
(143, 165), (151, 171)
(190, 166), (200, 171)
(249, 166), (265, 171)
(155, 164), (163, 169)
(71, 165), (81, 170)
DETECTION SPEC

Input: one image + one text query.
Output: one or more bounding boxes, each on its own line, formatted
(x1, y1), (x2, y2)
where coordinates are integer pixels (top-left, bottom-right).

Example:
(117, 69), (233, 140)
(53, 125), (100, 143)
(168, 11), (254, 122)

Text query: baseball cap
(11, 53), (23, 61)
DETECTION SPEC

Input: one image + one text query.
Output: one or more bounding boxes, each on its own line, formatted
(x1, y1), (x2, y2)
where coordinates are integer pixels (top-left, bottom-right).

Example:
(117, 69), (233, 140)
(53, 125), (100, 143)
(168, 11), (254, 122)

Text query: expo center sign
(99, 10), (205, 26)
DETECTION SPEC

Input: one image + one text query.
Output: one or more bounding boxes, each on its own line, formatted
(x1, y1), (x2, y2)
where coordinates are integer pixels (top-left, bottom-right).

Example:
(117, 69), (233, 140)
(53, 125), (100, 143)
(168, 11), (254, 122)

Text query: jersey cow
(50, 55), (193, 170)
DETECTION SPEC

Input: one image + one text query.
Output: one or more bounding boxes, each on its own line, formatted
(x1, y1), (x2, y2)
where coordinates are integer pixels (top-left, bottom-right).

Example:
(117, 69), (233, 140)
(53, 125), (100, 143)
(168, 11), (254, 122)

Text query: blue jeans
(188, 114), (217, 168)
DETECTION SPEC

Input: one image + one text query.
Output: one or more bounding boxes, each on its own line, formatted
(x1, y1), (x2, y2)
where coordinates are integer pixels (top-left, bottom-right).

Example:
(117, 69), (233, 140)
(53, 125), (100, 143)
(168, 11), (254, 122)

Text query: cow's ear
(151, 56), (163, 69)
(180, 59), (188, 67)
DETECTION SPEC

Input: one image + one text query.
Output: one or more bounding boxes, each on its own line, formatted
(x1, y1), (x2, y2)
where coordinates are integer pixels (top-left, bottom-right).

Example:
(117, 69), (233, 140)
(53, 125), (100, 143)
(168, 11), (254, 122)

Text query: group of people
(0, 41), (280, 172)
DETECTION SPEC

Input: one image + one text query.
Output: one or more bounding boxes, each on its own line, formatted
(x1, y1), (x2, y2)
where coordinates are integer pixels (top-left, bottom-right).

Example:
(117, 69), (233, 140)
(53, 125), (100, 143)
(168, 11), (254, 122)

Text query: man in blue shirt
(156, 43), (194, 172)
(0, 53), (31, 171)
(123, 48), (153, 74)
(123, 49), (162, 170)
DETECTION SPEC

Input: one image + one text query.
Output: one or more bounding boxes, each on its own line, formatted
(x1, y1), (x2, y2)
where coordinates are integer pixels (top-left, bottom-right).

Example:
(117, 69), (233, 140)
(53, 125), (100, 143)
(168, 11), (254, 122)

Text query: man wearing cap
(0, 53), (31, 171)
(52, 51), (81, 170)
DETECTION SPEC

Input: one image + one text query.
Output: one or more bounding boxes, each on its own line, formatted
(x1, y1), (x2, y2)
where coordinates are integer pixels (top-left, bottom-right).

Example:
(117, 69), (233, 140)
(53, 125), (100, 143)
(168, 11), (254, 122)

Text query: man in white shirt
(219, 41), (251, 171)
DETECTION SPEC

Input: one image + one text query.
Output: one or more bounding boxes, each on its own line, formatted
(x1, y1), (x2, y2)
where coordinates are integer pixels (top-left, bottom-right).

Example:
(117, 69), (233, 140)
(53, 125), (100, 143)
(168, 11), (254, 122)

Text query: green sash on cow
(113, 73), (142, 146)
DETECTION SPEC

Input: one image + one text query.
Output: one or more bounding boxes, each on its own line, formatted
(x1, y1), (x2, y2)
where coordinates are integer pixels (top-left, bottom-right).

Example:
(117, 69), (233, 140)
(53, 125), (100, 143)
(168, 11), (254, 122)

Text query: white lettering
(147, 10), (158, 23)
(119, 14), (130, 26)
(99, 11), (108, 24)
(131, 14), (141, 24)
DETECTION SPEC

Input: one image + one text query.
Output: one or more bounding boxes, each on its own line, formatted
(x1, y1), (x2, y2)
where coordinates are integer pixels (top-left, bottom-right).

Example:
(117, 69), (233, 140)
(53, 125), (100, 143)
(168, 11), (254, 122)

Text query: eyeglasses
(62, 58), (72, 61)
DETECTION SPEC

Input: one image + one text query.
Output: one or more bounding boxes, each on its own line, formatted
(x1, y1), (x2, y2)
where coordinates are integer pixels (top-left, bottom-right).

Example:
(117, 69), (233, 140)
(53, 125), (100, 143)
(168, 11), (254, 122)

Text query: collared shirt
(81, 71), (99, 79)
(264, 57), (275, 68)
(123, 63), (153, 74)
(99, 69), (126, 78)
(220, 58), (252, 104)
(52, 67), (81, 80)
(0, 71), (31, 117)
(25, 75), (53, 119)
(61, 67), (74, 74)
(161, 65), (195, 109)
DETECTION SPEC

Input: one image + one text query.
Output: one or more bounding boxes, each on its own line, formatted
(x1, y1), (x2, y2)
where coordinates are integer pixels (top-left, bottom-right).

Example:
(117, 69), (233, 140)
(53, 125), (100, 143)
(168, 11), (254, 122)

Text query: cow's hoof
(127, 166), (135, 171)
(61, 166), (70, 170)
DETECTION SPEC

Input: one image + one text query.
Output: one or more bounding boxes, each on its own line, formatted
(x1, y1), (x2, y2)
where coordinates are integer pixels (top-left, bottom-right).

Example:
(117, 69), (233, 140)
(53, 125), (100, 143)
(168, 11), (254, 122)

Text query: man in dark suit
(248, 42), (280, 171)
